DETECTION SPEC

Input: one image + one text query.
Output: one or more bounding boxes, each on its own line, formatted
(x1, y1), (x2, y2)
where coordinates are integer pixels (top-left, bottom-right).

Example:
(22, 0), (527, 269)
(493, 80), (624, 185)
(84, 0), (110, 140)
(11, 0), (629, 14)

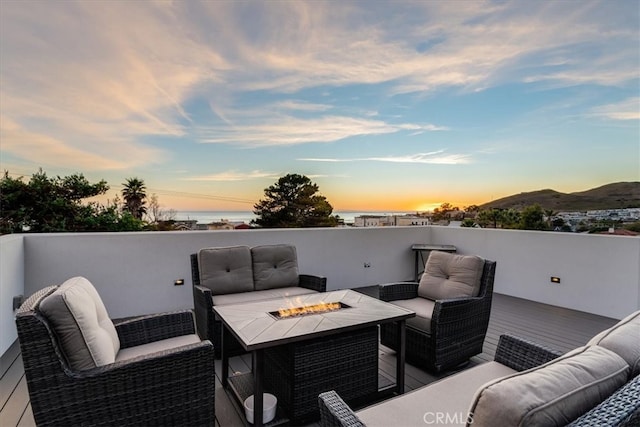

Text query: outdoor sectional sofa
(319, 309), (640, 427)
(191, 244), (326, 356)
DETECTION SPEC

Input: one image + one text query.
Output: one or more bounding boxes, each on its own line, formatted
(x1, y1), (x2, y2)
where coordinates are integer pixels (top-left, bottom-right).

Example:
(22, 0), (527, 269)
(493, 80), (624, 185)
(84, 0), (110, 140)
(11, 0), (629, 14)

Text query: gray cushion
(587, 310), (640, 377)
(39, 276), (120, 370)
(251, 244), (300, 290)
(198, 246), (253, 295)
(357, 361), (517, 427)
(418, 251), (484, 300)
(116, 334), (201, 362)
(212, 286), (317, 306)
(388, 298), (435, 333)
(468, 346), (630, 426)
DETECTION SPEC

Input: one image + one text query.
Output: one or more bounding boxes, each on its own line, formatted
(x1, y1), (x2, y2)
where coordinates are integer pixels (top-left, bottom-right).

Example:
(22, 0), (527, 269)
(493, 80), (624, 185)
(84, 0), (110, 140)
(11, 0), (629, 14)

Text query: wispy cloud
(198, 116), (447, 147)
(589, 97), (640, 121)
(299, 151), (471, 165)
(183, 170), (280, 182)
(0, 116), (165, 170)
(271, 100), (333, 112)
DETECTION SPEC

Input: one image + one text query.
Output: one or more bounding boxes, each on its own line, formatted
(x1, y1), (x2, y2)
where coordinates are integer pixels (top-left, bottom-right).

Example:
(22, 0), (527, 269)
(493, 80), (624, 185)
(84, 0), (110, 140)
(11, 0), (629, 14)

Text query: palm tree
(121, 177), (147, 220)
(543, 209), (557, 230)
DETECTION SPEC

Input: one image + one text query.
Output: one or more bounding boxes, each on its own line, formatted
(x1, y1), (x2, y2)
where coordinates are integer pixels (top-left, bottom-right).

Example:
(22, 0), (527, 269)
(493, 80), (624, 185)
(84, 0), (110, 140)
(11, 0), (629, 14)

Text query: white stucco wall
(0, 235), (24, 356)
(21, 227), (431, 319)
(430, 226), (640, 319)
(2, 226), (639, 356)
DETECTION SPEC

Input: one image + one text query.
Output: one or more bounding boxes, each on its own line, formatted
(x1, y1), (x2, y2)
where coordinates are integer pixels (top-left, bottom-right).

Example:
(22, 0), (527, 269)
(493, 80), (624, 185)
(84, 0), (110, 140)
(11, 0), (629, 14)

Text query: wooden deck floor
(1, 293), (618, 427)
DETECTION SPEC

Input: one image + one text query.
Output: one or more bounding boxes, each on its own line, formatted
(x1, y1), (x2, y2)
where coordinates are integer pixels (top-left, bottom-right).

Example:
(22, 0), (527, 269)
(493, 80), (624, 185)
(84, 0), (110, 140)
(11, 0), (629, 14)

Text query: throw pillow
(587, 310), (640, 377)
(468, 345), (630, 426)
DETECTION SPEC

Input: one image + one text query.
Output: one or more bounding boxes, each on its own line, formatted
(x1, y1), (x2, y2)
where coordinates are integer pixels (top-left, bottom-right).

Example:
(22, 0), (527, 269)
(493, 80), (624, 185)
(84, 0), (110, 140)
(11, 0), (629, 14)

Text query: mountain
(479, 182), (640, 211)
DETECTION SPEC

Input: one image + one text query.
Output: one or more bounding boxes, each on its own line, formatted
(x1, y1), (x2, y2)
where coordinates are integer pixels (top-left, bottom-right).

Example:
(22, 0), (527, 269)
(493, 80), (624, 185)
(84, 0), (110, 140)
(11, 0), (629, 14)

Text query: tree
(431, 202), (459, 223)
(121, 177), (147, 220)
(0, 169), (144, 233)
(146, 193), (177, 230)
(519, 204), (547, 230)
(476, 208), (504, 228)
(543, 209), (557, 229)
(501, 209), (521, 229)
(253, 174), (337, 228)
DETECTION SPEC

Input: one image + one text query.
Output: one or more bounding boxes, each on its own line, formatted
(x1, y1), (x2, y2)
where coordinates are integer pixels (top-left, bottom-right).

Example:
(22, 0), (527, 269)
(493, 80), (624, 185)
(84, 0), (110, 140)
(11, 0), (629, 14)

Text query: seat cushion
(116, 334), (201, 362)
(251, 244), (300, 290)
(469, 346), (630, 426)
(357, 361), (517, 427)
(418, 251), (484, 300)
(388, 298), (435, 332)
(587, 310), (640, 377)
(198, 245), (254, 295)
(39, 276), (120, 370)
(212, 286), (317, 306)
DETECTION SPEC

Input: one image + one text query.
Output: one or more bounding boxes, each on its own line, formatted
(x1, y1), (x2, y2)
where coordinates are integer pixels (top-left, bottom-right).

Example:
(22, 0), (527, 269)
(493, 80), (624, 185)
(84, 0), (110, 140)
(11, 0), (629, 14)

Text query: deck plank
(1, 293), (619, 427)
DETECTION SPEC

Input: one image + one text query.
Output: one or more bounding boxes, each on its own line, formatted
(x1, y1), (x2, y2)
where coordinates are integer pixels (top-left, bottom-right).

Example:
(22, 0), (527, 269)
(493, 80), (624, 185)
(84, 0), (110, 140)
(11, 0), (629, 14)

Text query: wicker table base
(263, 326), (379, 424)
(216, 290), (414, 427)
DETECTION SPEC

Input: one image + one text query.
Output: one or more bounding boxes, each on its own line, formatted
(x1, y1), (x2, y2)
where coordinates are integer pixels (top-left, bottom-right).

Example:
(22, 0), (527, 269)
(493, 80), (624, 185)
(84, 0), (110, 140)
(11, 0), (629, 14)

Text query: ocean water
(175, 210), (413, 224)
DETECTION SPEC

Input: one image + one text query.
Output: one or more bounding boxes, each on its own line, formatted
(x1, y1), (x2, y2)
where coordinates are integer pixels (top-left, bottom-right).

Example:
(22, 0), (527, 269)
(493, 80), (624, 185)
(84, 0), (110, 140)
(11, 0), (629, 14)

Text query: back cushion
(468, 346), (630, 426)
(587, 310), (640, 377)
(198, 246), (253, 295)
(39, 276), (120, 370)
(252, 244), (300, 290)
(418, 251), (484, 300)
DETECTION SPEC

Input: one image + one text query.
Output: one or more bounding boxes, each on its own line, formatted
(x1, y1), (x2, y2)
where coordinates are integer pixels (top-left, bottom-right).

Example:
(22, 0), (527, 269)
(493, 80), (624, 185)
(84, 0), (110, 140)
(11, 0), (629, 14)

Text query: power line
(3, 171), (257, 205)
(145, 188), (255, 205)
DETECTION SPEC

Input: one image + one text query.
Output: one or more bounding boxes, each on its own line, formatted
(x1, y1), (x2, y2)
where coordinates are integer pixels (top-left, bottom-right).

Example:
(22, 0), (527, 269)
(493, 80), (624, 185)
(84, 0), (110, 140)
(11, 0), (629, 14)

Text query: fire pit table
(214, 289), (415, 426)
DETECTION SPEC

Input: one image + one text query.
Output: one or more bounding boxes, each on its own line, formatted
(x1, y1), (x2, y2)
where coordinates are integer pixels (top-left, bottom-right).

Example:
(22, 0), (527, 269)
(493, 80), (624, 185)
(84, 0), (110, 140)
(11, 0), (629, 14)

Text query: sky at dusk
(1, 1), (638, 212)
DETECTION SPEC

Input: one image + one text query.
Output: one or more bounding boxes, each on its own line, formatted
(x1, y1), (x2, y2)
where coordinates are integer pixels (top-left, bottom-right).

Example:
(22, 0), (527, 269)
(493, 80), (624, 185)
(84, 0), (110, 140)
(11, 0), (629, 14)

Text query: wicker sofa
(379, 251), (496, 372)
(319, 310), (640, 427)
(191, 244), (326, 356)
(16, 277), (216, 426)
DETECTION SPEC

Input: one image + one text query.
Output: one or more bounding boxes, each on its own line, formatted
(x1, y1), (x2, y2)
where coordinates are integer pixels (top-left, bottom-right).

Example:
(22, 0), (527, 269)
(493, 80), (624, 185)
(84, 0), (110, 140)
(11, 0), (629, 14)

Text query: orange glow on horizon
(87, 186), (491, 213)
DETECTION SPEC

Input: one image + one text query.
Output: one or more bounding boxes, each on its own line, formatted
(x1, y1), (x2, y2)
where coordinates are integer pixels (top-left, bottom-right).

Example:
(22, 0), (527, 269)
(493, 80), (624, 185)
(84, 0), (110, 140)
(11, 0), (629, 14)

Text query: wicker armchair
(379, 254), (496, 372)
(16, 284), (216, 426)
(191, 244), (326, 357)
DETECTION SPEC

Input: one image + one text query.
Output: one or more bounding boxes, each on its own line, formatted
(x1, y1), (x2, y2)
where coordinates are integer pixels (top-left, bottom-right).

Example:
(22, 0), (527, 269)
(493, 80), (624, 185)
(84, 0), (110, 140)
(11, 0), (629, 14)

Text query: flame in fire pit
(276, 301), (342, 319)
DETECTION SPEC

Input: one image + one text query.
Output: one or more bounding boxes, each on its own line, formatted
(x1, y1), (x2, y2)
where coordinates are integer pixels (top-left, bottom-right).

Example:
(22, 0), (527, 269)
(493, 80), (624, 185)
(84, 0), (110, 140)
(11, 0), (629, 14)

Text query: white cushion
(116, 334), (201, 362)
(468, 346), (630, 426)
(39, 276), (120, 370)
(418, 251), (484, 300)
(587, 310), (640, 377)
(388, 298), (435, 332)
(357, 361), (517, 427)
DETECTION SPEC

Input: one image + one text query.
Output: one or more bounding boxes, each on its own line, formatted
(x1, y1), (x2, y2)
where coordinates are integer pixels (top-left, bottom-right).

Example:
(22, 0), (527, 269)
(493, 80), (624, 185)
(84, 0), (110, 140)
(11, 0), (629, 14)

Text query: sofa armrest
(568, 374), (640, 427)
(378, 282), (419, 302)
(300, 274), (327, 292)
(114, 310), (196, 349)
(193, 285), (214, 341)
(494, 334), (564, 371)
(318, 390), (366, 427)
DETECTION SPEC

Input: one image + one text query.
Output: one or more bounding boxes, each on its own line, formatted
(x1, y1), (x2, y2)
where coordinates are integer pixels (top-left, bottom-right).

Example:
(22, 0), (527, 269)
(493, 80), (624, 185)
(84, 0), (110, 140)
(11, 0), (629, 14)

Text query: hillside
(479, 182), (640, 211)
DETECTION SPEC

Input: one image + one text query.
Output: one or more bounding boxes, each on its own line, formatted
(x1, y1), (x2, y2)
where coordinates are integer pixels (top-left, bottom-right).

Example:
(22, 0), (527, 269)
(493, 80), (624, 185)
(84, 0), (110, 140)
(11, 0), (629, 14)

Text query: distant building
(173, 220), (198, 231)
(206, 222), (235, 231)
(353, 214), (430, 227)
